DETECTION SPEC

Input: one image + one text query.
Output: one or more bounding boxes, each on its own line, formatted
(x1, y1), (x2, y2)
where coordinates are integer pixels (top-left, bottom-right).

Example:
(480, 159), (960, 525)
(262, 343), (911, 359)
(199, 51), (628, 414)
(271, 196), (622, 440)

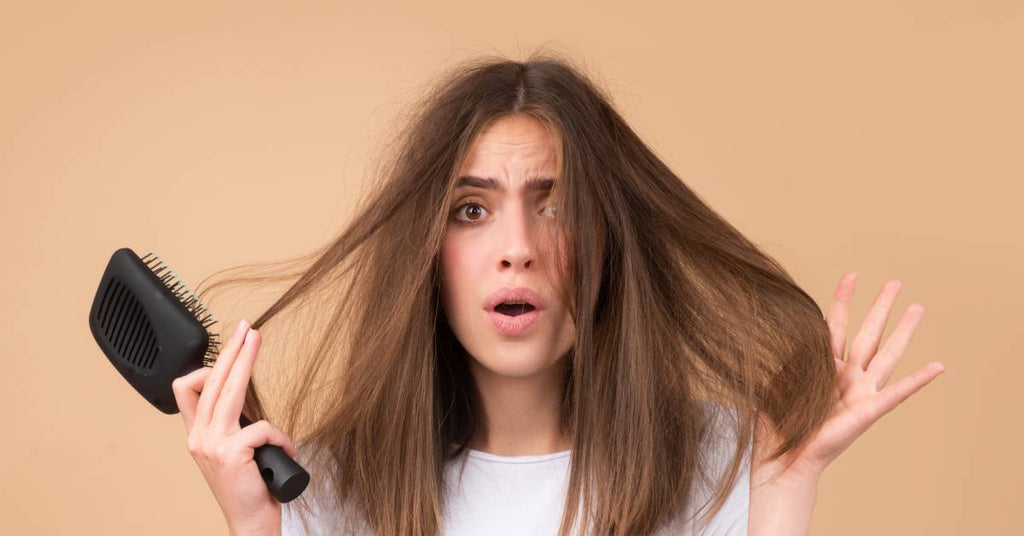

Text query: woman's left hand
(752, 272), (946, 484)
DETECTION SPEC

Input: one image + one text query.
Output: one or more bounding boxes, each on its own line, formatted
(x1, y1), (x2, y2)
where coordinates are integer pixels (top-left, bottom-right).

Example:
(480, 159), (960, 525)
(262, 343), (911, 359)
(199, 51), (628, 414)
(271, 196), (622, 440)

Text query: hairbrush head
(88, 247), (221, 414)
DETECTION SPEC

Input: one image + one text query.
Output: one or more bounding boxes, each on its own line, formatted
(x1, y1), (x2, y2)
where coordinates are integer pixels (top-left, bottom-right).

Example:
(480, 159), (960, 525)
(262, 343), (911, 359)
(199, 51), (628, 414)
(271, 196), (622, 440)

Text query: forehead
(457, 115), (560, 184)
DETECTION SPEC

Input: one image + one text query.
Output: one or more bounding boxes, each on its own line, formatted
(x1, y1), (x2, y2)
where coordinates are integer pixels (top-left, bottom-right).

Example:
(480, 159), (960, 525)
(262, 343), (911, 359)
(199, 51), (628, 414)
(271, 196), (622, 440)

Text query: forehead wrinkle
(456, 116), (560, 195)
(454, 175), (555, 194)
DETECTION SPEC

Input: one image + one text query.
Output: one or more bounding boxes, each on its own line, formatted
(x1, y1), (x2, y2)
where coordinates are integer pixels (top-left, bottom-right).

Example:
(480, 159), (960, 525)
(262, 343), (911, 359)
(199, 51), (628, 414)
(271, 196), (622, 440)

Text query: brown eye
(454, 202), (488, 223)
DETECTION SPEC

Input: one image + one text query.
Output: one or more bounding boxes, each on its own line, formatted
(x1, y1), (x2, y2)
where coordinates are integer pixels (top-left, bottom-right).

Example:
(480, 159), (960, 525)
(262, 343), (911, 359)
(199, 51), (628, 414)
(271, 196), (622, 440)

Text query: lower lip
(488, 308), (543, 336)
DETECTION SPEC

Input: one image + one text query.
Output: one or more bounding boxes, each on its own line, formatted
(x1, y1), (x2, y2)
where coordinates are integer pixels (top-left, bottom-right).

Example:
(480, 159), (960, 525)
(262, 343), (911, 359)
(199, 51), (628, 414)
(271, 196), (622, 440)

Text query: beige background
(1, 1), (1020, 534)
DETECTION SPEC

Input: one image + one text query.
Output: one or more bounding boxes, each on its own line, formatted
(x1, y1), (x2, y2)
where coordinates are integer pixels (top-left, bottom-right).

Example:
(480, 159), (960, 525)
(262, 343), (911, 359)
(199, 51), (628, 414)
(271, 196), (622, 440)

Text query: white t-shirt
(282, 409), (750, 535)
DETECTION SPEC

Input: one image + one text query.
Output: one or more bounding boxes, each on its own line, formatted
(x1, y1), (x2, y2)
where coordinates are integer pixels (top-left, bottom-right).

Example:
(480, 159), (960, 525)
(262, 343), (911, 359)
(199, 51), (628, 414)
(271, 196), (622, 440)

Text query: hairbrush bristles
(140, 251), (222, 366)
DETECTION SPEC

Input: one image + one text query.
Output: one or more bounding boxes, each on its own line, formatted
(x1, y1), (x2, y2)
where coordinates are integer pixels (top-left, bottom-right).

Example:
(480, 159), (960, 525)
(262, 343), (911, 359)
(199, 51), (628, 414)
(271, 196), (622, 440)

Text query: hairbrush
(87, 247), (310, 503)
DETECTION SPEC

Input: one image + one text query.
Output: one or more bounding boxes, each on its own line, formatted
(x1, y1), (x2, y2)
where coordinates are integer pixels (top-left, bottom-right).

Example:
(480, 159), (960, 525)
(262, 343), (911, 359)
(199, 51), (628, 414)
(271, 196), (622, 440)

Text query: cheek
(440, 237), (471, 310)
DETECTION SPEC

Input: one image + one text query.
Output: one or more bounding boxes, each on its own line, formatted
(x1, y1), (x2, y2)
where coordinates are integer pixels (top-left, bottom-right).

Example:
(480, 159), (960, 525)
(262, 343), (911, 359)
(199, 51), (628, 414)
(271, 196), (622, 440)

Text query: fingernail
(237, 318), (249, 336)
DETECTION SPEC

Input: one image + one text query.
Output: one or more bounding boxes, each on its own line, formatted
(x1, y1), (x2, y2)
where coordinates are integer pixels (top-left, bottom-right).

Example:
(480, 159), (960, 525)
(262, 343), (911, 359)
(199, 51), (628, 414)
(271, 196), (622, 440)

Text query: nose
(498, 203), (536, 271)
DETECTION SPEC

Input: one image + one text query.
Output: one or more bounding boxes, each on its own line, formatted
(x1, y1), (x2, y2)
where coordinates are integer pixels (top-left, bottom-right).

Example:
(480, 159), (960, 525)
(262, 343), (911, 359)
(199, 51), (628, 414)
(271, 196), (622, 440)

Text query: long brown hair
(197, 49), (837, 536)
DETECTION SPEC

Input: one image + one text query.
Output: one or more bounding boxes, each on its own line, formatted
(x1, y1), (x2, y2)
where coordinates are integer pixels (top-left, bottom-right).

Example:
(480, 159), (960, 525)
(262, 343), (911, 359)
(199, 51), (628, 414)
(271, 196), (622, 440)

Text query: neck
(467, 357), (571, 456)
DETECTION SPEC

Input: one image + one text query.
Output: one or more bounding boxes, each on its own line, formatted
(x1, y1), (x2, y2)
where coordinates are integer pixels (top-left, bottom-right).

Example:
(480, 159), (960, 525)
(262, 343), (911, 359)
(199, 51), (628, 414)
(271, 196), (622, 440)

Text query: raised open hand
(753, 272), (946, 483)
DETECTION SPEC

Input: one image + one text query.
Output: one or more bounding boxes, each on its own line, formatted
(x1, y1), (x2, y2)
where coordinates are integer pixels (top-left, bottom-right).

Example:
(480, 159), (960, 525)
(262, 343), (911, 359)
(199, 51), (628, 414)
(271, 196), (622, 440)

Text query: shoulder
(280, 441), (372, 536)
(698, 400), (751, 466)
(687, 400), (752, 536)
(281, 441), (328, 535)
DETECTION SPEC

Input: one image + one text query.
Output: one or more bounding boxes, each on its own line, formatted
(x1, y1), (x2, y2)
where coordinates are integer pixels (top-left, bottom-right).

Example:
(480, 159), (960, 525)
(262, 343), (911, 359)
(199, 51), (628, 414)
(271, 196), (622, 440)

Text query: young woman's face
(440, 115), (575, 379)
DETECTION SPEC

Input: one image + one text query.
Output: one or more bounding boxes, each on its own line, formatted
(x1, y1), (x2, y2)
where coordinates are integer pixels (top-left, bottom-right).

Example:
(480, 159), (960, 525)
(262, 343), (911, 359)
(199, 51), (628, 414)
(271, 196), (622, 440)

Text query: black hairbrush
(88, 247), (310, 503)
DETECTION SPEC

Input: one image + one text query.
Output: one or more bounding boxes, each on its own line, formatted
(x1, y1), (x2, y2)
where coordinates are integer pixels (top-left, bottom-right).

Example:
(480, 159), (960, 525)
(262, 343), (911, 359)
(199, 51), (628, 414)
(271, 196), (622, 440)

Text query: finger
(227, 419), (299, 461)
(824, 272), (857, 361)
(871, 362), (945, 419)
(171, 366), (212, 432)
(868, 304), (926, 389)
(848, 279), (902, 370)
(194, 318), (250, 430)
(211, 327), (262, 433)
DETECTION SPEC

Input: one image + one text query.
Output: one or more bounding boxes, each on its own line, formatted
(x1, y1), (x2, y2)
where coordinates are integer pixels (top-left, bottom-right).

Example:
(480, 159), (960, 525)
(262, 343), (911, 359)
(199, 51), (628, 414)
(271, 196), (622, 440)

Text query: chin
(469, 347), (563, 379)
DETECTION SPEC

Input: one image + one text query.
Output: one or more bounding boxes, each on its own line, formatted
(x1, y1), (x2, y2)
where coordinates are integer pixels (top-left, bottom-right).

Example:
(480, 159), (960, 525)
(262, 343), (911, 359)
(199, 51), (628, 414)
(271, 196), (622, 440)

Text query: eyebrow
(455, 175), (556, 193)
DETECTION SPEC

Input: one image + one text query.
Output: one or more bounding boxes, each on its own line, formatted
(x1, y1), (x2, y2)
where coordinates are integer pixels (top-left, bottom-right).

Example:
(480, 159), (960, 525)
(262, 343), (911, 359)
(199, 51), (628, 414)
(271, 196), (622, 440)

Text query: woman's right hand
(172, 318), (298, 536)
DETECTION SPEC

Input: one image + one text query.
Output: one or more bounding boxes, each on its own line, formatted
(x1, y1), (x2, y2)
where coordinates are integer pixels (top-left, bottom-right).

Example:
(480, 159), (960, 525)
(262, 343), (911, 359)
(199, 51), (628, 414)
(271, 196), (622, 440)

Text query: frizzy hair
(196, 49), (837, 536)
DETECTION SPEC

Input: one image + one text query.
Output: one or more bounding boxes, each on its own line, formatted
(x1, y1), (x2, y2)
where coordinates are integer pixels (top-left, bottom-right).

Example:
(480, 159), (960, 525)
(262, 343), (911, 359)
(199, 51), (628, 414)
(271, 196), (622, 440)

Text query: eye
(453, 201), (489, 224)
(541, 204), (558, 218)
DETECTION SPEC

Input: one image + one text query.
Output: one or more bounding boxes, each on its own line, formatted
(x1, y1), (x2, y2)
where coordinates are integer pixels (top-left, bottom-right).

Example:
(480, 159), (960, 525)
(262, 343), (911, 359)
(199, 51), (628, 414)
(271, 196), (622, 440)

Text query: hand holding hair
(172, 319), (299, 536)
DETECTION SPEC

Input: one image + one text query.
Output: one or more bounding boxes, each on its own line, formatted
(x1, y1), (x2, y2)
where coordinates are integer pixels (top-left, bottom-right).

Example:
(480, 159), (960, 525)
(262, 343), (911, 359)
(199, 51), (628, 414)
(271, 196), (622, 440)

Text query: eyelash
(451, 200), (557, 225)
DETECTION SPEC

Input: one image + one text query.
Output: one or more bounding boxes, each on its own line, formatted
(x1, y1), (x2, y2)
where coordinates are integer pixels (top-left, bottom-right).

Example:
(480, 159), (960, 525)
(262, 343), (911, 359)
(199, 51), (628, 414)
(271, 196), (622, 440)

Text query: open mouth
(493, 302), (537, 317)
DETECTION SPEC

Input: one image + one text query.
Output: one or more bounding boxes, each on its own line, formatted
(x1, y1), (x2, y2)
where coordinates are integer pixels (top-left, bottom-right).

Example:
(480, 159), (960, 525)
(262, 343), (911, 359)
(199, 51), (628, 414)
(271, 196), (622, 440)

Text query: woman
(172, 51), (945, 536)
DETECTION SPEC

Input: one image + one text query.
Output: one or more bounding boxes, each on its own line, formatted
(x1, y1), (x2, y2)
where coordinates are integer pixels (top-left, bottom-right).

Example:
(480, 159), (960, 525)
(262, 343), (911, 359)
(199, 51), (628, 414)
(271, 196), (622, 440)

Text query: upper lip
(484, 286), (547, 312)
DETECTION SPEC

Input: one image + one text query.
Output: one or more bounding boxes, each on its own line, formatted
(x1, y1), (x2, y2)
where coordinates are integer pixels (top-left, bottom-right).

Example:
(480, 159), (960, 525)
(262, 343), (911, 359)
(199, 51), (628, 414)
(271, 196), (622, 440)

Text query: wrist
(748, 472), (820, 536)
(752, 454), (825, 489)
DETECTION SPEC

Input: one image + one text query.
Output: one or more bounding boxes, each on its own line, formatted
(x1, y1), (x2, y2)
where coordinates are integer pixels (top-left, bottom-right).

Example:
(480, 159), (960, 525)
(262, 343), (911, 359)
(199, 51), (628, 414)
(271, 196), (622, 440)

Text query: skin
(439, 114), (576, 457)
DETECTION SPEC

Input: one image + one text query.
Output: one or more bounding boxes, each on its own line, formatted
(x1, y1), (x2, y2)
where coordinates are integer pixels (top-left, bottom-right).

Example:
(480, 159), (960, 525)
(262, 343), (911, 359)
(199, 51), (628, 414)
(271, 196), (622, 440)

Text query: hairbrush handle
(238, 413), (310, 503)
